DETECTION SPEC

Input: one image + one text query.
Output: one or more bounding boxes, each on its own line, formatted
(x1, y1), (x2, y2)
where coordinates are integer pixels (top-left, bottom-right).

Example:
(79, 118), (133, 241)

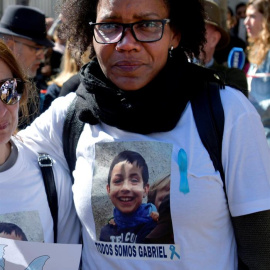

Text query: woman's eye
(140, 21), (159, 28)
(99, 24), (120, 32)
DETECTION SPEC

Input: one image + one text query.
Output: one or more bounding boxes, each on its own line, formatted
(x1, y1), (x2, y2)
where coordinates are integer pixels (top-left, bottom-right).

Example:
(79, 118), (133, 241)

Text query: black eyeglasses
(0, 78), (24, 105)
(89, 19), (170, 44)
(14, 41), (48, 56)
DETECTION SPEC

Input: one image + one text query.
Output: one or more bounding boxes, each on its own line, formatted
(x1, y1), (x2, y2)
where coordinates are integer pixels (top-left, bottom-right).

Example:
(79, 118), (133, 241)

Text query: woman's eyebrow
(133, 12), (161, 19)
(99, 12), (161, 21)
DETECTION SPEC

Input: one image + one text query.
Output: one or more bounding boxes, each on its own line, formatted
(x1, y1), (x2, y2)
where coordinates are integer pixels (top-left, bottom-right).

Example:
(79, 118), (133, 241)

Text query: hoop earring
(169, 46), (174, 58)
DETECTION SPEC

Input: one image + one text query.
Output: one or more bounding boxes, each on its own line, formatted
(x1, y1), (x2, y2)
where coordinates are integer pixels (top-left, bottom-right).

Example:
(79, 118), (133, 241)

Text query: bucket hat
(204, 0), (230, 50)
(0, 5), (54, 47)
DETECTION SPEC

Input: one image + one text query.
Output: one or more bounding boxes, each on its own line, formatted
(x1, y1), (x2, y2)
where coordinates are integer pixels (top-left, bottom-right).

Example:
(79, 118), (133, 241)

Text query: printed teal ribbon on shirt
(170, 245), (180, 260)
(178, 148), (189, 194)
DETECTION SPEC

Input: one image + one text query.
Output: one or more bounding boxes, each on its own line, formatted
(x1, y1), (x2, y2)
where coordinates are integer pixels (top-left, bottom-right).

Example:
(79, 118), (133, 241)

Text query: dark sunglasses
(0, 78), (24, 105)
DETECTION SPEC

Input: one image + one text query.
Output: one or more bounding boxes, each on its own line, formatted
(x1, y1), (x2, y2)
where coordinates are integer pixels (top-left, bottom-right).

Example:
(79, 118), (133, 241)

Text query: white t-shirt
(20, 86), (270, 270)
(0, 138), (80, 244)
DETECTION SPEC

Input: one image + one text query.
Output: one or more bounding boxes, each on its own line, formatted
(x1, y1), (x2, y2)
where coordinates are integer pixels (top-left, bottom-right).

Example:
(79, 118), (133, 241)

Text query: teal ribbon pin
(178, 148), (189, 194)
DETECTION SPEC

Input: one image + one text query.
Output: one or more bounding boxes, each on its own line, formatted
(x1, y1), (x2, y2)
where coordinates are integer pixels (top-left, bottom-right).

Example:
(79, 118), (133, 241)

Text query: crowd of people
(0, 0), (270, 269)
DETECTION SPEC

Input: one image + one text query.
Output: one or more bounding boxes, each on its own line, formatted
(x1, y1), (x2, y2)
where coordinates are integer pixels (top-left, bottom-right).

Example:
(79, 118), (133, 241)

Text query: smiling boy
(100, 150), (158, 243)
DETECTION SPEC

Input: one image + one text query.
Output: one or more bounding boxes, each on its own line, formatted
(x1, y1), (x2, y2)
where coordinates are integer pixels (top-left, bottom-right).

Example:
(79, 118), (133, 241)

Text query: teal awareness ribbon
(170, 245), (180, 260)
(178, 148), (189, 194)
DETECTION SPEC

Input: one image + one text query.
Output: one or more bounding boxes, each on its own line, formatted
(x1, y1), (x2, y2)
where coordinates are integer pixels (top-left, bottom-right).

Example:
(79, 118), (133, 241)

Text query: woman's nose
(115, 29), (141, 52)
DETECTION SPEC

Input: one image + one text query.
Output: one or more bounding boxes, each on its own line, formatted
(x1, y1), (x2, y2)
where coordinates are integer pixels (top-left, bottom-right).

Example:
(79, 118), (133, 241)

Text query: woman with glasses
(0, 41), (80, 244)
(20, 0), (270, 269)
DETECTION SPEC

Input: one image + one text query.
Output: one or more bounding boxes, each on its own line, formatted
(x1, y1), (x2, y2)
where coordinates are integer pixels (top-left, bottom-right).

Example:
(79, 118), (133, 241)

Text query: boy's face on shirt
(107, 161), (149, 214)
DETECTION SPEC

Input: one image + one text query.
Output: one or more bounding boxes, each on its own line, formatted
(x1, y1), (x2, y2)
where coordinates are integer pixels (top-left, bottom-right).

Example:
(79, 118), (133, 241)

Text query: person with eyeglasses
(0, 5), (53, 79)
(0, 5), (55, 129)
(19, 0), (270, 269)
(0, 41), (80, 245)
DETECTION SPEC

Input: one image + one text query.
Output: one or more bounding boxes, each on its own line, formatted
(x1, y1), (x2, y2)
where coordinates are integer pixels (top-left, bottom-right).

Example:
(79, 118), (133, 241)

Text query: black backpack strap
(38, 153), (58, 243)
(191, 81), (227, 199)
(63, 97), (85, 183)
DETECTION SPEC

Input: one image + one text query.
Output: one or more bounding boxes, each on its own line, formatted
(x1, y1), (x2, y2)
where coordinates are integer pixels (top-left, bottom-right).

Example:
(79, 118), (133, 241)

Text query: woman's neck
(0, 141), (11, 165)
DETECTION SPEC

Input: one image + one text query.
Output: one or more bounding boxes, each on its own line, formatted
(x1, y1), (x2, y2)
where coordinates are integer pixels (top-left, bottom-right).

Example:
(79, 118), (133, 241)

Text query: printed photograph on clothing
(92, 141), (174, 244)
(0, 211), (44, 242)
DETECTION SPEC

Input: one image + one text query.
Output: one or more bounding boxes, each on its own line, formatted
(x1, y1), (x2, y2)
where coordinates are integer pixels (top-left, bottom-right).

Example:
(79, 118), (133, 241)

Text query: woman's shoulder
(217, 86), (262, 133)
(9, 137), (40, 174)
(34, 92), (77, 129)
(50, 92), (77, 114)
(221, 86), (257, 114)
(18, 92), (77, 163)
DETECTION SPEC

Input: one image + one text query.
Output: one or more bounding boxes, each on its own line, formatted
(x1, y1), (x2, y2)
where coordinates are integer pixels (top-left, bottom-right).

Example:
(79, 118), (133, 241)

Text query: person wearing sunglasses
(0, 5), (55, 130)
(0, 41), (80, 245)
(20, 0), (270, 269)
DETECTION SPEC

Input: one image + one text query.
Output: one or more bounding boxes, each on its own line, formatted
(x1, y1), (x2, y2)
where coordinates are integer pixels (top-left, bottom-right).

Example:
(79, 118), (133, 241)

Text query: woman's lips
(114, 61), (143, 72)
(0, 122), (8, 130)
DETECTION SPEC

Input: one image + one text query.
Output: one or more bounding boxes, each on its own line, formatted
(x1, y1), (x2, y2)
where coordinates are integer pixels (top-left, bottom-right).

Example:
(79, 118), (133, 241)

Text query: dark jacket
(209, 60), (248, 97)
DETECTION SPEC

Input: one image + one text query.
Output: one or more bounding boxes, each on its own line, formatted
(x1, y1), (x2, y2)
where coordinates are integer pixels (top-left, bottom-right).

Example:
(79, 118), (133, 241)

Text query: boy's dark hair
(59, 0), (206, 63)
(107, 150), (149, 186)
(0, 222), (28, 241)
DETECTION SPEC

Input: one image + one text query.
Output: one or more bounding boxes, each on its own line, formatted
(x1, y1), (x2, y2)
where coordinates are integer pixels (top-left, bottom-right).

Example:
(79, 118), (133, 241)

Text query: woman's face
(93, 0), (181, 91)
(0, 59), (19, 147)
(244, 5), (264, 39)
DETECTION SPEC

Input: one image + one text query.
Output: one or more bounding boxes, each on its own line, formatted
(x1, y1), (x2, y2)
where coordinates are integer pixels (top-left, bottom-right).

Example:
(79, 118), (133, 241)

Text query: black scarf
(76, 50), (216, 134)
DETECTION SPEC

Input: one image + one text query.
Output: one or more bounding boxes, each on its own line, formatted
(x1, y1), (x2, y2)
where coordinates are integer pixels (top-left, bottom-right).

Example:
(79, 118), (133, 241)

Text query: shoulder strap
(63, 97), (85, 183)
(38, 153), (58, 243)
(191, 81), (227, 199)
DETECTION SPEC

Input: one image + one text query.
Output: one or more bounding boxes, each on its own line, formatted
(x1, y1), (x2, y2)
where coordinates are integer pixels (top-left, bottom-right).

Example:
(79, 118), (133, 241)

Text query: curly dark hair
(58, 0), (206, 63)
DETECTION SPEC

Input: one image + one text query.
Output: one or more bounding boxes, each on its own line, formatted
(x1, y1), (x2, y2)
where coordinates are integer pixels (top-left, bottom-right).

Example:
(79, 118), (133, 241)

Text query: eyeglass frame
(14, 40), (48, 56)
(0, 78), (25, 105)
(89, 19), (171, 44)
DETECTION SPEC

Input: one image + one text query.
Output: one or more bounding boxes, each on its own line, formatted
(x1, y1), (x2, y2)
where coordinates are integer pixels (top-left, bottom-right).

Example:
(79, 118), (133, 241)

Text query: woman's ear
(171, 30), (181, 49)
